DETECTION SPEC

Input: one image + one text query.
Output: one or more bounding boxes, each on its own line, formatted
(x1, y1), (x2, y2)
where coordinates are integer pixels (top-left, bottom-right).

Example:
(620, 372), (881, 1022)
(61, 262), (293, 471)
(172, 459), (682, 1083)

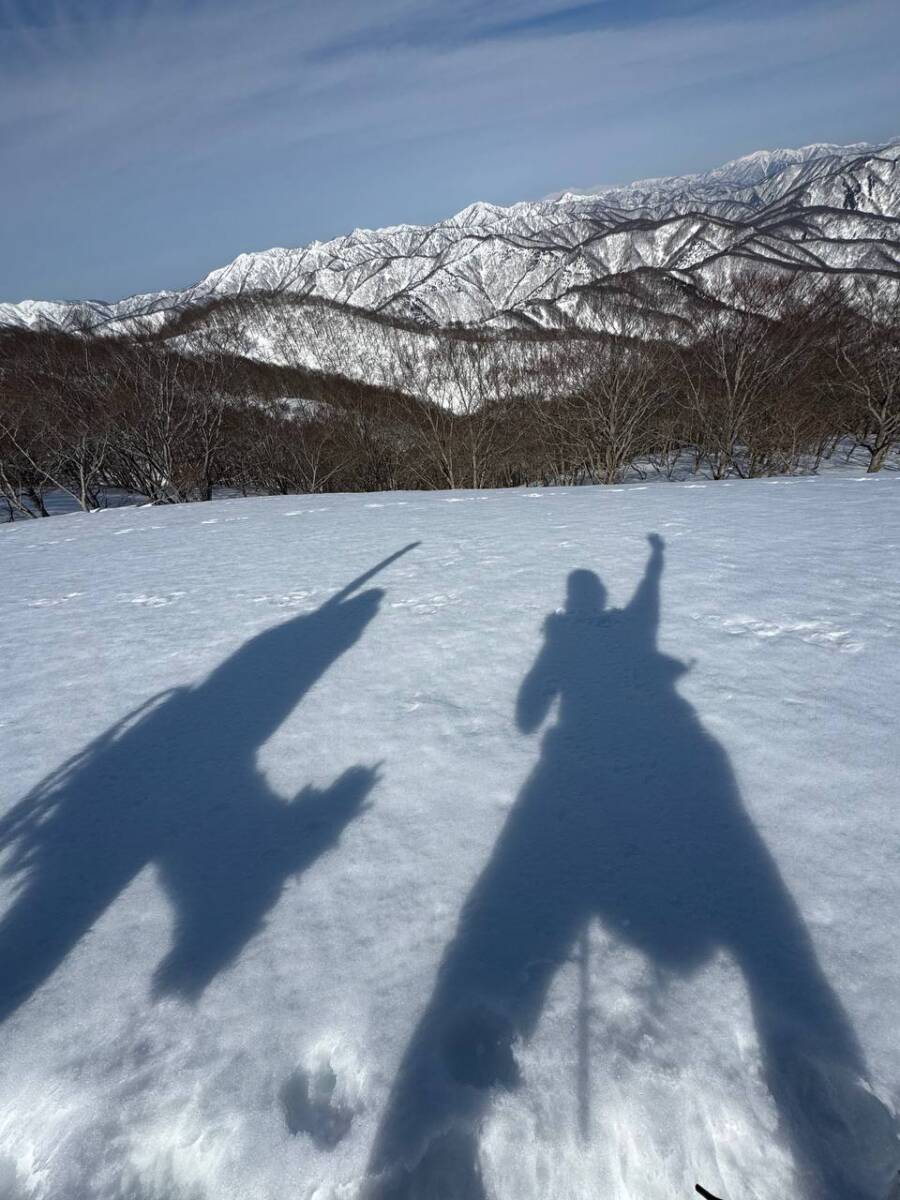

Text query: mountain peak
(552, 136), (900, 206)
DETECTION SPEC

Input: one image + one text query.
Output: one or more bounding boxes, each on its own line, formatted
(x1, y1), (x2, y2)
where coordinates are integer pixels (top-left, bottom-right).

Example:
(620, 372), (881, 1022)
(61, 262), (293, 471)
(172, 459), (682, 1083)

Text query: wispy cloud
(1, 0), (898, 300)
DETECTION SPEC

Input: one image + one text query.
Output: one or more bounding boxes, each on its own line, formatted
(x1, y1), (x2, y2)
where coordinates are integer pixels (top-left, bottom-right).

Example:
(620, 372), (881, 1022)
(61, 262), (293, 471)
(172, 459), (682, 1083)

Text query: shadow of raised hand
(153, 765), (380, 1000)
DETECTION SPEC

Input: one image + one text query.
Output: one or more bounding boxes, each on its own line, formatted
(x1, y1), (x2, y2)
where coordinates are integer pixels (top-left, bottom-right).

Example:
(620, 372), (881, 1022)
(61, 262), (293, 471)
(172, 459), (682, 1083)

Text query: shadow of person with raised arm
(0, 543), (418, 1018)
(366, 536), (898, 1200)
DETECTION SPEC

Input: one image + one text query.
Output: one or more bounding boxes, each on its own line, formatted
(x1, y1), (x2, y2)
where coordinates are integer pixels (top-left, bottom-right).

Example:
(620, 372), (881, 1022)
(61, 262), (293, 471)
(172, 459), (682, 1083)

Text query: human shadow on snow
(366, 535), (897, 1200)
(0, 545), (417, 1018)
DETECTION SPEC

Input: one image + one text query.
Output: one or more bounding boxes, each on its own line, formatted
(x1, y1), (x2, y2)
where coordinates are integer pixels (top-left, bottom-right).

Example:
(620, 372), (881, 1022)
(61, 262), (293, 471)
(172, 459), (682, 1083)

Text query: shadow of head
(565, 569), (607, 616)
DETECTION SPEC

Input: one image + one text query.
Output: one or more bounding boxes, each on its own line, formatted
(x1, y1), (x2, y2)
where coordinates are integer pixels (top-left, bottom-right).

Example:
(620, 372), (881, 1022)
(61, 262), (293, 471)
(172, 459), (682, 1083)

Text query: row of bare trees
(1, 273), (897, 519)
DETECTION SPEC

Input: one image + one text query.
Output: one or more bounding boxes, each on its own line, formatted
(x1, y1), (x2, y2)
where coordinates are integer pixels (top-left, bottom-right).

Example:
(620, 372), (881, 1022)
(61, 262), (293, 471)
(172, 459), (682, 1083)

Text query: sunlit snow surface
(1, 477), (899, 1200)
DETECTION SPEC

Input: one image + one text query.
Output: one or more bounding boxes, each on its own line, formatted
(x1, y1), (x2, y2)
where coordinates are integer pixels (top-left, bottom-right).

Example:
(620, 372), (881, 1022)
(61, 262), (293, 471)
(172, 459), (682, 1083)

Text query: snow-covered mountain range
(3, 138), (899, 340)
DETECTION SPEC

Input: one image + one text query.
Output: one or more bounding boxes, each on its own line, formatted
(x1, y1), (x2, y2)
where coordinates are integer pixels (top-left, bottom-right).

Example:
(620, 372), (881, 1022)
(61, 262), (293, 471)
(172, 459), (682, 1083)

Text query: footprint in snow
(280, 1064), (354, 1148)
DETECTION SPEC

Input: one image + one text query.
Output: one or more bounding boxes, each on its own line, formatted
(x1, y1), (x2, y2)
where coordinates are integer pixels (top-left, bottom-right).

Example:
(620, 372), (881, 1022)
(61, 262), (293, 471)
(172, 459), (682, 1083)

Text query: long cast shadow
(0, 544), (417, 1018)
(367, 536), (897, 1200)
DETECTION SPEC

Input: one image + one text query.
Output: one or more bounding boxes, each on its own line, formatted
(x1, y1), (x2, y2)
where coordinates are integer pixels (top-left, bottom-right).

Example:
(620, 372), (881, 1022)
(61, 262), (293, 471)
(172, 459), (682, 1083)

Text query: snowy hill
(2, 138), (900, 343)
(1, 475), (899, 1200)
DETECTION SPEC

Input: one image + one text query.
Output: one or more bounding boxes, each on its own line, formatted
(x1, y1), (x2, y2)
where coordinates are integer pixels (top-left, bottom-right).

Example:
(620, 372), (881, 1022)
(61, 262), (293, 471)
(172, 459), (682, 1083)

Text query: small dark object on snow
(696, 1186), (724, 1200)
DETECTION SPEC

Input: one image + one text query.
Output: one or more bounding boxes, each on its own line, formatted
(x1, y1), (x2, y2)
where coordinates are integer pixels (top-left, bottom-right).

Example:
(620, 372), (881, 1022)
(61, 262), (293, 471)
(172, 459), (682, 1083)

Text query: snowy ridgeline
(3, 140), (900, 337)
(0, 476), (899, 1200)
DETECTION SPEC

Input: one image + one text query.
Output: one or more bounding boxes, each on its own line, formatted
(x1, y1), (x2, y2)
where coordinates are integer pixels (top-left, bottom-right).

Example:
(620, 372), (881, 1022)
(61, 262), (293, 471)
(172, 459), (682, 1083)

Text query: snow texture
(1, 476), (899, 1200)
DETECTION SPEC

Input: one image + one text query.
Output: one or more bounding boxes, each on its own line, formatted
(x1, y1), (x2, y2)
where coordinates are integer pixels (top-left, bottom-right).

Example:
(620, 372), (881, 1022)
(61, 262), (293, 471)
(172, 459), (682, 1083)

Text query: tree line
(1, 272), (897, 519)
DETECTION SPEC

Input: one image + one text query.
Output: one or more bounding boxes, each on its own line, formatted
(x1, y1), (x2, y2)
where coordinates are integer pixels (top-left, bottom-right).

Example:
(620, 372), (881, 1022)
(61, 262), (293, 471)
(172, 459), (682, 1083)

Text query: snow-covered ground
(1, 476), (899, 1200)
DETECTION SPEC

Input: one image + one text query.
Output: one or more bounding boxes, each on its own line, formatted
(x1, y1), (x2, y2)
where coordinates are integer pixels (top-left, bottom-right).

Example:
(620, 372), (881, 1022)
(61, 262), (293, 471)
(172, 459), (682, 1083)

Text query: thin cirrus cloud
(0, 0), (897, 302)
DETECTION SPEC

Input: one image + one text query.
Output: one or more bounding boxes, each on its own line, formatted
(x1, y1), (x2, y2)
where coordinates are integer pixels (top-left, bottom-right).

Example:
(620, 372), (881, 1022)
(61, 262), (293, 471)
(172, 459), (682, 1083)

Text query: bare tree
(829, 280), (900, 472)
(674, 275), (816, 479)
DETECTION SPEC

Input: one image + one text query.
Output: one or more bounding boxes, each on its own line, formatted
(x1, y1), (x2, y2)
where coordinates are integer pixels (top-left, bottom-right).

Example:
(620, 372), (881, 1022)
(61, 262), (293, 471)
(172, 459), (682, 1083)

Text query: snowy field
(1, 476), (899, 1200)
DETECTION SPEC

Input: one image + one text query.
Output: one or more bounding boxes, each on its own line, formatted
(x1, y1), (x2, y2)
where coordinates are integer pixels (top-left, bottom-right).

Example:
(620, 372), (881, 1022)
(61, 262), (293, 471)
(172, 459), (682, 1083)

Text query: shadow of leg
(758, 1024), (900, 1200)
(734, 901), (900, 1200)
(368, 1126), (487, 1200)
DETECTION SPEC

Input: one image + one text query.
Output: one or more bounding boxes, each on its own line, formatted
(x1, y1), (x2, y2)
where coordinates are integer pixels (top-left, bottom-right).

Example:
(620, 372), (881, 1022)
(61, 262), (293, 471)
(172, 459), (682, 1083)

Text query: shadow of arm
(515, 631), (560, 734)
(625, 534), (664, 646)
(288, 765), (379, 862)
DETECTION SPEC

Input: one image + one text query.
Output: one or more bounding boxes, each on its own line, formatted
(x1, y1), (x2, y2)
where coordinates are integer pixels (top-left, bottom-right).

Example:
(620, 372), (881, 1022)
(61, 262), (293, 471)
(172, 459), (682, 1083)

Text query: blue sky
(1, 0), (898, 302)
